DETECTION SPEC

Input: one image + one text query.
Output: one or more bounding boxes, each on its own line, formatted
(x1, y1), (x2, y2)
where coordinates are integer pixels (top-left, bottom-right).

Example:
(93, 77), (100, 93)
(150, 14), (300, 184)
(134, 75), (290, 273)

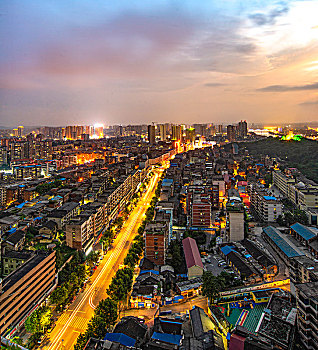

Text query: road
(122, 295), (208, 323)
(40, 167), (164, 350)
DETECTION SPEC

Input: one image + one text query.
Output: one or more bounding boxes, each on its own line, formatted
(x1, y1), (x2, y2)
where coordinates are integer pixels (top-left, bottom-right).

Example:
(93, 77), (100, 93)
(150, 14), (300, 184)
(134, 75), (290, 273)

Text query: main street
(40, 167), (164, 350)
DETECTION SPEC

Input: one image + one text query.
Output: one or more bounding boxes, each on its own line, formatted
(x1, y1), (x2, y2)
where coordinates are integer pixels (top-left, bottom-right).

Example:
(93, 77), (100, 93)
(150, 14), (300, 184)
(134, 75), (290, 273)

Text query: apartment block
(65, 215), (95, 254)
(191, 195), (212, 228)
(144, 221), (169, 265)
(0, 251), (56, 336)
(296, 281), (318, 350)
(273, 170), (295, 197)
(227, 200), (244, 242)
(0, 186), (6, 208)
(248, 183), (282, 222)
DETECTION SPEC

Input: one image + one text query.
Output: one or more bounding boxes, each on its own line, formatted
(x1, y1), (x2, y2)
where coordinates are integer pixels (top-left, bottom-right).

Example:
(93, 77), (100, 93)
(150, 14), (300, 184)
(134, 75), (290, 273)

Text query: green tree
(95, 298), (118, 325)
(50, 285), (68, 306)
(25, 306), (52, 335)
(74, 333), (89, 350)
(202, 271), (223, 303)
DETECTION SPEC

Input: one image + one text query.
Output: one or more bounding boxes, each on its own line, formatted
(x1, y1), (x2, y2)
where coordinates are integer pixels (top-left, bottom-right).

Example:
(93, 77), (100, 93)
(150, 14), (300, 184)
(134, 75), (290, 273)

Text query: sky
(0, 0), (318, 126)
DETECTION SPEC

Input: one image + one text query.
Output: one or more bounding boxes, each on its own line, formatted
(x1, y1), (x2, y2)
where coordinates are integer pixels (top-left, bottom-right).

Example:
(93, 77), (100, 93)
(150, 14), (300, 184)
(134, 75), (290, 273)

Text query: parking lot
(203, 254), (239, 280)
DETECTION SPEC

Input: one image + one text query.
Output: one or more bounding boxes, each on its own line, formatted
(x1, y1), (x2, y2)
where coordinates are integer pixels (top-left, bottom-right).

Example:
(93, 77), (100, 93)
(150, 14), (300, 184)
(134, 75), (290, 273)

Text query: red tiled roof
(182, 237), (203, 269)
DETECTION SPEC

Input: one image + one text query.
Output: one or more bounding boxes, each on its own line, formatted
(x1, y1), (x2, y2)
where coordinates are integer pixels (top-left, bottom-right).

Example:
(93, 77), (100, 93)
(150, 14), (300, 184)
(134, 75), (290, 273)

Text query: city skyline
(1, 0), (318, 126)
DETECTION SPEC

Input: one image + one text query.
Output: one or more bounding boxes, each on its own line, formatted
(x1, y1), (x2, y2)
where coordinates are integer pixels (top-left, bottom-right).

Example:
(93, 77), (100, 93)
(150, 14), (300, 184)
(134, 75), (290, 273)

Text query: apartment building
(227, 200), (244, 242)
(191, 194), (212, 228)
(296, 281), (318, 350)
(47, 201), (80, 229)
(65, 215), (95, 254)
(0, 251), (56, 336)
(273, 170), (295, 197)
(2, 250), (33, 276)
(144, 221), (169, 266)
(248, 183), (282, 222)
(0, 186), (6, 208)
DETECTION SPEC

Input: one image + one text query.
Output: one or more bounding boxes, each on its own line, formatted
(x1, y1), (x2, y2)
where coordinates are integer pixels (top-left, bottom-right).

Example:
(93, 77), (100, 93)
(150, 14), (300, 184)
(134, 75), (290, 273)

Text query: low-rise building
(182, 237), (204, 279)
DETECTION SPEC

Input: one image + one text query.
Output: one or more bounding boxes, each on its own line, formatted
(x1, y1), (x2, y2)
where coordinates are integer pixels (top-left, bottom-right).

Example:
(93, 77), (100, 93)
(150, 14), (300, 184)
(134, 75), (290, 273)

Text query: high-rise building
(227, 125), (237, 142)
(12, 129), (18, 137)
(0, 186), (6, 208)
(238, 120), (248, 138)
(147, 125), (156, 145)
(217, 125), (223, 134)
(17, 126), (24, 138)
(94, 124), (104, 138)
(172, 124), (182, 141)
(158, 124), (167, 141)
(193, 124), (208, 137)
(185, 128), (195, 143)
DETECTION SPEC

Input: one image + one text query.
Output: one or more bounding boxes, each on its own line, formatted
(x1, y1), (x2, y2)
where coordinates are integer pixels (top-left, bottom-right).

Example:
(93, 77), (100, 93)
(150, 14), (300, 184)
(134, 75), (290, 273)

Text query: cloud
(257, 82), (318, 92)
(204, 83), (226, 87)
(249, 5), (289, 26)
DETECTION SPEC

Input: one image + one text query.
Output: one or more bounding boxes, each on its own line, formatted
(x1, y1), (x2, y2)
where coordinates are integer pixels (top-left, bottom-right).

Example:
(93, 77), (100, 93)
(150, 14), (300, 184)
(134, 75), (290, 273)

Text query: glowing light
(281, 132), (302, 141)
(93, 123), (104, 139)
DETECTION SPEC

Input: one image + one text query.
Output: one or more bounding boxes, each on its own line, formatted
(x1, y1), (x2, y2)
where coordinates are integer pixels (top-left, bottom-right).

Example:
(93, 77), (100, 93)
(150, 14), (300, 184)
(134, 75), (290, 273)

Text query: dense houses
(1, 123), (318, 350)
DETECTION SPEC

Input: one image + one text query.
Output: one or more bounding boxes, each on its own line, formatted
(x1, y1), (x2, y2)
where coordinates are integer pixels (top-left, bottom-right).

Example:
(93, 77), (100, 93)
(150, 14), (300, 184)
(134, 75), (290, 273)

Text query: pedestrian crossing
(57, 313), (89, 331)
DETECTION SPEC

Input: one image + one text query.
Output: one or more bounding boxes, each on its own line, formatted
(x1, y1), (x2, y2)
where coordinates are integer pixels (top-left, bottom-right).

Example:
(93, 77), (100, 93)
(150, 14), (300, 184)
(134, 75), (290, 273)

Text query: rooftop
(151, 332), (182, 346)
(182, 237), (203, 269)
(296, 281), (318, 301)
(290, 222), (317, 241)
(1, 251), (53, 293)
(263, 226), (304, 258)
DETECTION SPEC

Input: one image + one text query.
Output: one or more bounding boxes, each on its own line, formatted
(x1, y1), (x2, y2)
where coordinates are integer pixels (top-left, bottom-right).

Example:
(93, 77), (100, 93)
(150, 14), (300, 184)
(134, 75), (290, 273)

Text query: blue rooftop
(221, 245), (236, 256)
(263, 196), (277, 201)
(16, 202), (27, 208)
(104, 333), (135, 347)
(7, 227), (17, 234)
(291, 223), (317, 241)
(263, 226), (304, 258)
(162, 178), (173, 186)
(152, 332), (182, 345)
(140, 269), (159, 275)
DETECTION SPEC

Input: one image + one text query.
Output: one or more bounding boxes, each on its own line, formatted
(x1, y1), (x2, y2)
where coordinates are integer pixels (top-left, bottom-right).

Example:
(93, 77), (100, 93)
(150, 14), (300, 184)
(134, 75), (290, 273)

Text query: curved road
(40, 167), (164, 350)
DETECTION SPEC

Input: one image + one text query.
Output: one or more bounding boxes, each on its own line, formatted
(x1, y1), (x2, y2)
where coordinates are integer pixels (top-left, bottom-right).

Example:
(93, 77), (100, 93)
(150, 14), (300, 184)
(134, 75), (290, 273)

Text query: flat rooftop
(2, 251), (52, 293)
(296, 281), (318, 301)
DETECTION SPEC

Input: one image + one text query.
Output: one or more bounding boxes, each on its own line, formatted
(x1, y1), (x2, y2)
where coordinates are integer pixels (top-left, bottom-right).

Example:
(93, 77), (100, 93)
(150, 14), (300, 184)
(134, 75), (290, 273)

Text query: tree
(86, 251), (100, 267)
(169, 241), (183, 273)
(95, 298), (118, 325)
(202, 271), (223, 303)
(50, 285), (68, 306)
(107, 268), (133, 302)
(74, 333), (89, 350)
(25, 306), (52, 335)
